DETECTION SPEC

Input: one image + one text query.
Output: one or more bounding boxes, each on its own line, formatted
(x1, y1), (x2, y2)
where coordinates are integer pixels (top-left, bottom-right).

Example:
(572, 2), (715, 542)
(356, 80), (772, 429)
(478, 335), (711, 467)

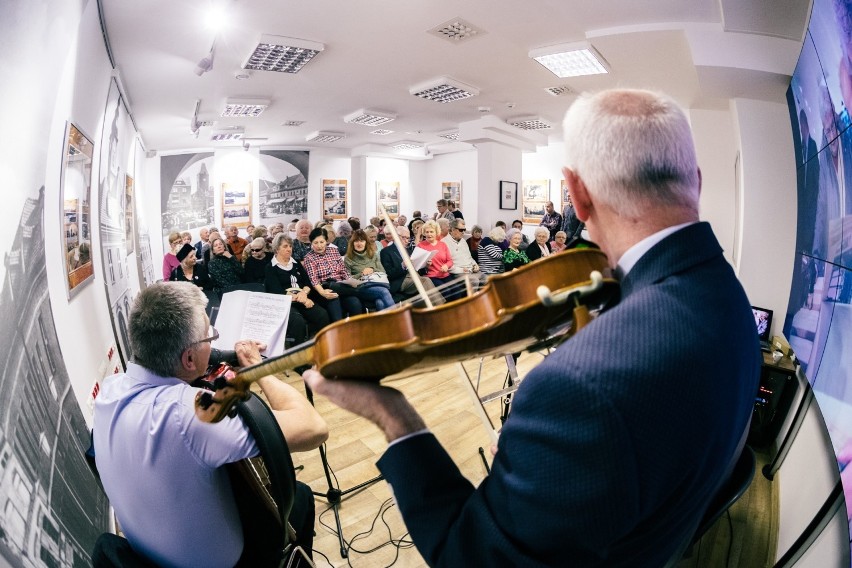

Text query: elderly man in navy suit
(305, 89), (760, 567)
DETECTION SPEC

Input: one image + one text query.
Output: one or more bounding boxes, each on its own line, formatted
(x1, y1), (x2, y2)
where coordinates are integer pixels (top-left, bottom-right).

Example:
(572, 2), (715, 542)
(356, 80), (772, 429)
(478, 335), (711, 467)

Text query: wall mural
(97, 79), (137, 368)
(160, 153), (215, 237)
(0, 1), (110, 563)
(259, 150), (310, 222)
(0, 189), (110, 567)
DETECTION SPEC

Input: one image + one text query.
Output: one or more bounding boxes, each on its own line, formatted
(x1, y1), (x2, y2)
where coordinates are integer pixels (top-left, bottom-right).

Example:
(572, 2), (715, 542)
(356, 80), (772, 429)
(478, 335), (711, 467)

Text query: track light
(194, 49), (214, 76)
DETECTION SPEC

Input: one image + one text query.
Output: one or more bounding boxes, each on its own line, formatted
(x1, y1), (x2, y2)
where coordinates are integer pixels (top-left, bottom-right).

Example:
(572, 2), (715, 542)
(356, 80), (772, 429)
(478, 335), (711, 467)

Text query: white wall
(732, 98), (798, 329)
(425, 150), (478, 221)
(44, 0), (125, 424)
(690, 108), (738, 262)
(476, 142), (523, 230)
(309, 148), (351, 221)
(364, 157), (410, 222)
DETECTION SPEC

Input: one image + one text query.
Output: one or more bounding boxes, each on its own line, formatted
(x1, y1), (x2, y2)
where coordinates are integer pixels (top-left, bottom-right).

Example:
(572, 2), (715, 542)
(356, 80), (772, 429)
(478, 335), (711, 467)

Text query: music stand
(303, 384), (384, 559)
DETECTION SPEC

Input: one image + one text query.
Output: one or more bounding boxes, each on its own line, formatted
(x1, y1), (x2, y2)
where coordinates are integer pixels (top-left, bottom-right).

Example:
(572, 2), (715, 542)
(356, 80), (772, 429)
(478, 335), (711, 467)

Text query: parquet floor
(274, 351), (778, 568)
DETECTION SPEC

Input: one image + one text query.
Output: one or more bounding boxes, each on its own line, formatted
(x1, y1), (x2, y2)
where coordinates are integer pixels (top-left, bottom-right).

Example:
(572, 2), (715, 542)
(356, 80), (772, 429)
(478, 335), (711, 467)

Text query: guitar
(192, 369), (312, 567)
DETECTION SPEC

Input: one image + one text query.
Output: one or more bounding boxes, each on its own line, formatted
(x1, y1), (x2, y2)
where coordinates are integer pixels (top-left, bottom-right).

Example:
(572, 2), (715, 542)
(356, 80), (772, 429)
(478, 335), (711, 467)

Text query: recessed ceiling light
(436, 130), (460, 141)
(243, 34), (325, 74)
(210, 127), (245, 141)
(344, 109), (397, 126)
(409, 76), (479, 103)
(306, 130), (345, 143)
(529, 42), (609, 78)
(370, 129), (394, 135)
(221, 98), (271, 118)
(282, 120), (305, 127)
(428, 17), (485, 43)
(509, 116), (552, 130)
(391, 141), (424, 150)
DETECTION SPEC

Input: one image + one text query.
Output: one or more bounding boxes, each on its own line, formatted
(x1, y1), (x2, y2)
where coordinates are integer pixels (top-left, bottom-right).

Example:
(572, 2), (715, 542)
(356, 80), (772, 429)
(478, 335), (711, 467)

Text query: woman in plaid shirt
(302, 228), (363, 321)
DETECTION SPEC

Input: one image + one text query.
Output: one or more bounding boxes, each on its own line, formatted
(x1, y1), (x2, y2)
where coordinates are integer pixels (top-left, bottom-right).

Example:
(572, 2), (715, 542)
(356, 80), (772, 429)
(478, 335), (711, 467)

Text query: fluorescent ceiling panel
(409, 76), (479, 103)
(221, 98), (271, 118)
(306, 131), (345, 143)
(243, 34), (325, 73)
(344, 109), (397, 126)
(529, 42), (609, 78)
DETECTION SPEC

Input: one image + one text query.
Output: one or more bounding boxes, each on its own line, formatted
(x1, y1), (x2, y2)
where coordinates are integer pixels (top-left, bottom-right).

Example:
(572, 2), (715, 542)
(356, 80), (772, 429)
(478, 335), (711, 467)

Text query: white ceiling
(100, 0), (810, 155)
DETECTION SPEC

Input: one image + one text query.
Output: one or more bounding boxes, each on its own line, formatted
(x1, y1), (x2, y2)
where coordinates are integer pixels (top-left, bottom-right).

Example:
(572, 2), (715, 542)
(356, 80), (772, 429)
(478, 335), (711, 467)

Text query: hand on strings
(234, 340), (266, 367)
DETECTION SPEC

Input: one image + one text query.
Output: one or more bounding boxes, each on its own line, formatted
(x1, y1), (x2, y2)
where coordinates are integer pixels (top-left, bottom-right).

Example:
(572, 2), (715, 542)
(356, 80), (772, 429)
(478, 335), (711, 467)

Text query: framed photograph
(60, 122), (95, 298)
(442, 181), (462, 210)
(376, 181), (400, 219)
(322, 179), (348, 219)
(522, 179), (550, 223)
(560, 178), (571, 212)
(499, 180), (518, 210)
(220, 181), (252, 228)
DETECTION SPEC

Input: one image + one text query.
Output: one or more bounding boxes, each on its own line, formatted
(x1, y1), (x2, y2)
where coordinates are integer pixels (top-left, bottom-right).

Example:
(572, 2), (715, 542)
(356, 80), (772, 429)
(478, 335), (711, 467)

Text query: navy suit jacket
(377, 222), (761, 567)
(380, 244), (426, 294)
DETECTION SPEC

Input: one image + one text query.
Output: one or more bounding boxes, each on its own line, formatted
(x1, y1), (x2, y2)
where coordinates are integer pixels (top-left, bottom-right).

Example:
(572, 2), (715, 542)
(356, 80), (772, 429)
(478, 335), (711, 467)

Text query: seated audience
(365, 225), (383, 251)
(162, 232), (182, 281)
(343, 230), (396, 310)
(525, 226), (552, 262)
(226, 225), (248, 258)
(193, 228), (210, 264)
(550, 231), (568, 253)
(503, 228), (531, 271)
(302, 228), (363, 321)
(477, 227), (507, 276)
(443, 218), (483, 294)
(347, 216), (361, 231)
(265, 234), (330, 345)
(93, 282), (327, 567)
(379, 226), (445, 307)
(292, 220), (313, 261)
(417, 220), (454, 296)
(207, 237), (244, 290)
(334, 221), (352, 252)
(511, 220), (530, 250)
(467, 225), (483, 257)
(242, 237), (272, 283)
(181, 231), (193, 244)
(169, 244), (213, 290)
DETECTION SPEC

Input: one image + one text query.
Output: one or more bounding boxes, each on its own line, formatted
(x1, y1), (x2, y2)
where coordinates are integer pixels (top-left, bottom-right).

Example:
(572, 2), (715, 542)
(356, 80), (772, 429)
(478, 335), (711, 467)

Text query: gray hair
(130, 282), (208, 377)
(337, 221), (353, 237)
(488, 226), (506, 242)
(272, 232), (293, 253)
(534, 226), (549, 237)
(437, 218), (450, 230)
(450, 218), (466, 231)
(562, 89), (700, 219)
(505, 228), (521, 241)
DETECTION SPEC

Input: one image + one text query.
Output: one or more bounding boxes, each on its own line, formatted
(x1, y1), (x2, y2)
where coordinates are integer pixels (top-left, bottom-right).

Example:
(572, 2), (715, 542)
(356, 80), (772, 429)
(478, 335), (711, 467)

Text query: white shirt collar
(271, 255), (294, 270)
(616, 222), (695, 278)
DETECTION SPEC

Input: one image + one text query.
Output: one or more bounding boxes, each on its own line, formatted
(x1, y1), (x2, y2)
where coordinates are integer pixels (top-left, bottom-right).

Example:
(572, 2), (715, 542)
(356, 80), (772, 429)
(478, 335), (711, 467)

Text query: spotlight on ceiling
(344, 108), (397, 126)
(529, 41), (609, 78)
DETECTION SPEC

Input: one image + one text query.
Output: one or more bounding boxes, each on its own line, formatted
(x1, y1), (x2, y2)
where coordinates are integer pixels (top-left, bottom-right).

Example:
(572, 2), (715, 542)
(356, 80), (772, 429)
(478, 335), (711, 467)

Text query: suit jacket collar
(619, 222), (722, 298)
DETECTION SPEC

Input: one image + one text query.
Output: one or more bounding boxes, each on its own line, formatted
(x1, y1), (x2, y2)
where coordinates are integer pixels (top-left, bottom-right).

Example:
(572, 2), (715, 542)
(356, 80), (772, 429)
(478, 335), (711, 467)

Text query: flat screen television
(751, 306), (773, 348)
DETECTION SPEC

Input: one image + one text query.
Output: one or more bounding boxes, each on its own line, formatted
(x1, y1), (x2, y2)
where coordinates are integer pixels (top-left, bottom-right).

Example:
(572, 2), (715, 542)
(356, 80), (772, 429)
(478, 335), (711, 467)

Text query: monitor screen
(751, 306), (773, 342)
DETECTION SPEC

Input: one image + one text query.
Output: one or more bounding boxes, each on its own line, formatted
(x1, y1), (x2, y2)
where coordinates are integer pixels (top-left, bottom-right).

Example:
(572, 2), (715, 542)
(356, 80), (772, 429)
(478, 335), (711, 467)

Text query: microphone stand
(302, 383), (383, 559)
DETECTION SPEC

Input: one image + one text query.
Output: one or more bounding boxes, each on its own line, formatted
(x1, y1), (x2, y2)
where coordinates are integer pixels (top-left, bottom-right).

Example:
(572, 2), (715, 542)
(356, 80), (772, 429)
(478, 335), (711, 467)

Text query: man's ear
(180, 347), (198, 374)
(562, 167), (591, 222)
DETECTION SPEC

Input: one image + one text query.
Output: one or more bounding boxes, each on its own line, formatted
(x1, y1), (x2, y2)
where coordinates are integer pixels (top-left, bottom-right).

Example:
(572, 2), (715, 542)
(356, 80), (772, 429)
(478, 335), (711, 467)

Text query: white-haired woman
(525, 226), (552, 262)
(477, 226), (506, 276)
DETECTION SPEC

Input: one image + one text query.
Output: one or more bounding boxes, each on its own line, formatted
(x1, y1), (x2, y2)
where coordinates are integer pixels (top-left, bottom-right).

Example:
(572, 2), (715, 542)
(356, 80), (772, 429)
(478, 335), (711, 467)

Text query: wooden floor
(273, 352), (779, 567)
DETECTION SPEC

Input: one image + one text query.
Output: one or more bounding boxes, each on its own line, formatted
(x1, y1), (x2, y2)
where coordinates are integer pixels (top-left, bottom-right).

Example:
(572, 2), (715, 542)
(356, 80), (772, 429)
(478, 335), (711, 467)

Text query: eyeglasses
(195, 325), (219, 344)
(454, 226), (466, 231)
(251, 248), (263, 253)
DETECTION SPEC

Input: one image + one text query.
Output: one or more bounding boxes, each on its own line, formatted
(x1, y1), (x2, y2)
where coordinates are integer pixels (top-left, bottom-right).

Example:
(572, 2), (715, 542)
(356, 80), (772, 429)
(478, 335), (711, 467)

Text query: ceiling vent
(428, 17), (485, 43)
(509, 116), (553, 130)
(436, 130), (460, 141)
(391, 140), (424, 150)
(544, 85), (574, 97)
(410, 76), (479, 103)
(243, 34), (325, 73)
(210, 127), (244, 141)
(344, 108), (397, 126)
(370, 129), (394, 135)
(221, 98), (270, 118)
(306, 131), (345, 143)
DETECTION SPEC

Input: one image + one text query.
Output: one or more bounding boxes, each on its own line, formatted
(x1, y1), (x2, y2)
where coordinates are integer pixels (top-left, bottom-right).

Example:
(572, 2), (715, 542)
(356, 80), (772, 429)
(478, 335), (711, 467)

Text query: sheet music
(213, 291), (292, 357)
(411, 247), (437, 271)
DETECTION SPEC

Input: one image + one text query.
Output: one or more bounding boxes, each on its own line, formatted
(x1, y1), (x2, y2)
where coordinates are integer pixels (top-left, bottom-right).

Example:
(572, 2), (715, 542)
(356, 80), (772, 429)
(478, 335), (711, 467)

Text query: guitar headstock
(192, 363), (251, 423)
